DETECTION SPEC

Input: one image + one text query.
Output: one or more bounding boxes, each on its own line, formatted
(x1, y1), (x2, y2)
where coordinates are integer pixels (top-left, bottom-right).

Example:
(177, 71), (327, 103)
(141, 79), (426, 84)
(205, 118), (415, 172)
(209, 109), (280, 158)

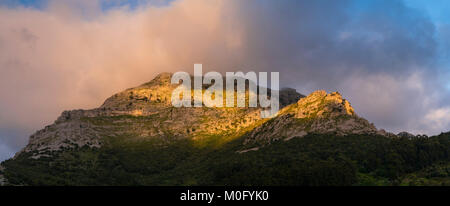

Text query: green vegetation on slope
(2, 132), (449, 186)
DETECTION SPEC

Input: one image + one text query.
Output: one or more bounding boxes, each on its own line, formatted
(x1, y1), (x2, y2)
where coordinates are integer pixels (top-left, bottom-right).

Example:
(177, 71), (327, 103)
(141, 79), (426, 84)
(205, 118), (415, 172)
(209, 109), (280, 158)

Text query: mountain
(15, 73), (302, 159)
(243, 90), (393, 147)
(1, 73), (449, 186)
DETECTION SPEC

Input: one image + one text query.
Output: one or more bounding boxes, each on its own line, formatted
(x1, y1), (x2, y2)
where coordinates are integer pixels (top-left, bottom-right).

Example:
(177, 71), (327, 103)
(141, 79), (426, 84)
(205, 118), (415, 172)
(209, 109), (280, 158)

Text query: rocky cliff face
(16, 73), (391, 159)
(17, 73), (302, 158)
(243, 90), (393, 146)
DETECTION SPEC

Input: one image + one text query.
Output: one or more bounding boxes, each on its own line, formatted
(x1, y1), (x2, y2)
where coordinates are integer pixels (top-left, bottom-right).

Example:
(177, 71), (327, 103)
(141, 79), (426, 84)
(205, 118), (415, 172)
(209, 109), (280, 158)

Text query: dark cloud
(231, 0), (437, 79)
(0, 129), (29, 161)
(227, 0), (448, 135)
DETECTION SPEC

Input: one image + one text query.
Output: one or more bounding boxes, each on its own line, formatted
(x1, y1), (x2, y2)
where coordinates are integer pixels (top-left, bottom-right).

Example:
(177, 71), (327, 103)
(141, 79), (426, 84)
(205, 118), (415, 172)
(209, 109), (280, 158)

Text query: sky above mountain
(0, 0), (450, 161)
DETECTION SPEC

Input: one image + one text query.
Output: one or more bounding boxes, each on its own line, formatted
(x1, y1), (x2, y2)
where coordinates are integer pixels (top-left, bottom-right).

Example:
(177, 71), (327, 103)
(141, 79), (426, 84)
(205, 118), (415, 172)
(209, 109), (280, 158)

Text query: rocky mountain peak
(295, 90), (355, 119)
(243, 90), (392, 146)
(142, 72), (173, 86)
(100, 73), (177, 110)
(15, 73), (396, 159)
(18, 73), (305, 158)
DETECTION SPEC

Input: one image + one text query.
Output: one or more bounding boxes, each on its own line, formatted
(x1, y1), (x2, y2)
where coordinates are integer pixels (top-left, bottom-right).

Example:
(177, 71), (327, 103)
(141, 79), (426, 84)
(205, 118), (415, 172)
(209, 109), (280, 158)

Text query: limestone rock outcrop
(15, 73), (394, 159)
(244, 90), (393, 146)
(17, 73), (303, 158)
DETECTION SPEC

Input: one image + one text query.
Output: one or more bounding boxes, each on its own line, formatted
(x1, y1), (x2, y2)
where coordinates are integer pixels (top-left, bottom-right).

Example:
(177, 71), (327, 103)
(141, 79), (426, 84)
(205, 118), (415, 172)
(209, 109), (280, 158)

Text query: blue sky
(405, 0), (450, 24)
(0, 0), (46, 9)
(0, 0), (174, 10)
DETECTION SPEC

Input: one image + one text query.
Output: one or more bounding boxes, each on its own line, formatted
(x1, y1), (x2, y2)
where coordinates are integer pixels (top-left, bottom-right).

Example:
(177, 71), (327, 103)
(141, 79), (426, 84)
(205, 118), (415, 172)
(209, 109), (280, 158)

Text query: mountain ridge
(15, 73), (394, 159)
(16, 73), (303, 158)
(2, 73), (448, 186)
(15, 73), (398, 159)
(243, 90), (394, 147)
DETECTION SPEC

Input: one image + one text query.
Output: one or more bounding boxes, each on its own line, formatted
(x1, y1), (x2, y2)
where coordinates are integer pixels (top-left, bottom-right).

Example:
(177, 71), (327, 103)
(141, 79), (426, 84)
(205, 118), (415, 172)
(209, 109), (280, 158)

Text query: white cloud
(424, 107), (450, 133)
